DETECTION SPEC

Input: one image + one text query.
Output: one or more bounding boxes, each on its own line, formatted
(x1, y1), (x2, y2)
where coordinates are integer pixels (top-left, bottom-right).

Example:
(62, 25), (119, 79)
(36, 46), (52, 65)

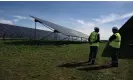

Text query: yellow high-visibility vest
(109, 33), (121, 48)
(89, 31), (99, 47)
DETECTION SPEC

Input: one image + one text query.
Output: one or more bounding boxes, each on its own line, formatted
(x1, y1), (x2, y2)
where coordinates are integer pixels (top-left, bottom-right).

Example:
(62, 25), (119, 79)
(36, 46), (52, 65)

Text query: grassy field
(0, 40), (133, 80)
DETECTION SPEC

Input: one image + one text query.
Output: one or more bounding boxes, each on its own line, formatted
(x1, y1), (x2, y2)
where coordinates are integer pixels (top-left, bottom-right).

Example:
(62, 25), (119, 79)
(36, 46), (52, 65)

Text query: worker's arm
(88, 36), (89, 42)
(109, 34), (116, 42)
(88, 36), (91, 43)
(106, 34), (116, 48)
(88, 33), (92, 43)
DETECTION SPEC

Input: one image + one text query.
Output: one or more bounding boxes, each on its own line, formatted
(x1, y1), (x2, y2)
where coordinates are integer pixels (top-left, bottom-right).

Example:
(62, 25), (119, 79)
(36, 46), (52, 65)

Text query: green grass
(0, 40), (133, 80)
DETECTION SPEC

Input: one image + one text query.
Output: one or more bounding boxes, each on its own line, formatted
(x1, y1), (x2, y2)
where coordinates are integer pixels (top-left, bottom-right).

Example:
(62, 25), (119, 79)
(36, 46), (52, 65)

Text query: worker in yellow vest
(88, 27), (100, 65)
(108, 27), (121, 67)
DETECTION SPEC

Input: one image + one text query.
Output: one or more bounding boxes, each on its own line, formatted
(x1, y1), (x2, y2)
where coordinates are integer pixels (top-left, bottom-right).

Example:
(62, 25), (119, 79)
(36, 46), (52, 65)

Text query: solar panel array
(0, 23), (53, 40)
(31, 16), (88, 38)
(0, 23), (87, 41)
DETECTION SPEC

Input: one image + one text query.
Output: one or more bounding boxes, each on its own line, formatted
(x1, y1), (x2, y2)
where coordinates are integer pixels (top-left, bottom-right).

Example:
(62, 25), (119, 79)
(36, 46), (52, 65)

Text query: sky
(0, 1), (133, 40)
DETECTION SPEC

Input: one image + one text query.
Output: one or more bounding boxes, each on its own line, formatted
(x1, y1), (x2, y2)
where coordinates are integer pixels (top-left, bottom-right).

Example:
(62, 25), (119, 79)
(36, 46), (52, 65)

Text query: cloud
(13, 15), (33, 22)
(13, 16), (27, 20)
(76, 20), (85, 25)
(70, 11), (133, 40)
(72, 19), (95, 28)
(75, 19), (95, 27)
(119, 12), (133, 20)
(92, 11), (133, 24)
(29, 18), (34, 21)
(95, 13), (118, 24)
(87, 22), (95, 27)
(12, 19), (19, 22)
(0, 19), (13, 25)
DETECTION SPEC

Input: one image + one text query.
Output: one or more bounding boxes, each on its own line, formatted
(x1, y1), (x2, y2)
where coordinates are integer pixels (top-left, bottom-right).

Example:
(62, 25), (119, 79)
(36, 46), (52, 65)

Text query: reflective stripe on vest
(90, 31), (99, 46)
(109, 33), (121, 48)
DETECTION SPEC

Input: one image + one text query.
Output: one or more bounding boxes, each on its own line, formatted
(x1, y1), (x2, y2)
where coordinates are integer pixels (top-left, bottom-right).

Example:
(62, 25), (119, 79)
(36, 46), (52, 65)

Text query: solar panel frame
(31, 16), (89, 38)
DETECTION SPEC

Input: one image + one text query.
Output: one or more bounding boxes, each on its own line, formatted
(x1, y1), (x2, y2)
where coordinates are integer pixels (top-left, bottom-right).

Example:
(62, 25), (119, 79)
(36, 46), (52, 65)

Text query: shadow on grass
(4, 40), (87, 46)
(57, 61), (114, 71)
(57, 61), (89, 68)
(77, 65), (114, 71)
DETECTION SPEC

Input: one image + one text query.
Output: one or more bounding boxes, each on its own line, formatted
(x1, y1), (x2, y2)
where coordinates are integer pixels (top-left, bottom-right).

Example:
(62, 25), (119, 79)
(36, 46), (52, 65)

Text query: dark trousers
(88, 46), (98, 63)
(109, 46), (119, 65)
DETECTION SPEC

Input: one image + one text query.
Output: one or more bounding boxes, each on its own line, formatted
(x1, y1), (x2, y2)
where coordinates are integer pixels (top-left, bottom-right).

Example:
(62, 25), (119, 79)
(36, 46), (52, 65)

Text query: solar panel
(0, 23), (54, 40)
(0, 23), (84, 41)
(30, 16), (89, 38)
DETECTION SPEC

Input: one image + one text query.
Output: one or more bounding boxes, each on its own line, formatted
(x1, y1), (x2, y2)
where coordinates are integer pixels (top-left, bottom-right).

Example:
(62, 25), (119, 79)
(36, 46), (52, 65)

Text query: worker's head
(94, 27), (99, 32)
(112, 27), (118, 33)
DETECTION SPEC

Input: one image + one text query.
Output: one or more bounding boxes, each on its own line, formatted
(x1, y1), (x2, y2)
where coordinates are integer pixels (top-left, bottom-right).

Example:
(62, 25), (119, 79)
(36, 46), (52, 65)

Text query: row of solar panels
(0, 23), (52, 40)
(31, 16), (88, 38)
(0, 23), (87, 41)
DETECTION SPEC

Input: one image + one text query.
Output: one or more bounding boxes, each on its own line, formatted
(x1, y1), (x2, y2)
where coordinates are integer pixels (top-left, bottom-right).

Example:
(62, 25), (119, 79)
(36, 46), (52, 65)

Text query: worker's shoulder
(114, 32), (120, 36)
(90, 31), (94, 35)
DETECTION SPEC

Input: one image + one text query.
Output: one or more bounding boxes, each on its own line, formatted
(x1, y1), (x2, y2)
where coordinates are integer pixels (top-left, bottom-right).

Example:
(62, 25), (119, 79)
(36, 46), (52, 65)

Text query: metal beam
(81, 37), (82, 42)
(34, 21), (37, 40)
